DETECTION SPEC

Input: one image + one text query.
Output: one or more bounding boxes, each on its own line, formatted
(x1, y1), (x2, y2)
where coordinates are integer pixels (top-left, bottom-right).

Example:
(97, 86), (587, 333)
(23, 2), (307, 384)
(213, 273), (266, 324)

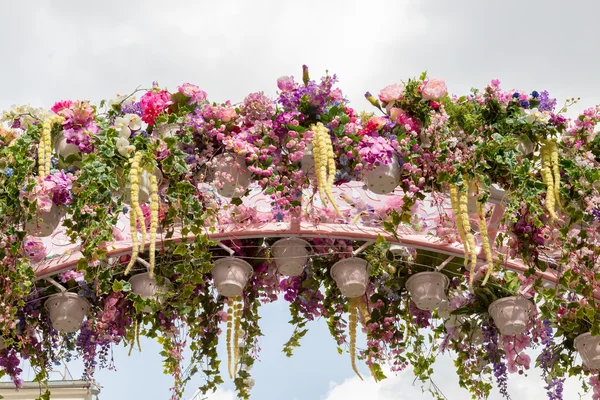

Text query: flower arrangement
(0, 66), (599, 400)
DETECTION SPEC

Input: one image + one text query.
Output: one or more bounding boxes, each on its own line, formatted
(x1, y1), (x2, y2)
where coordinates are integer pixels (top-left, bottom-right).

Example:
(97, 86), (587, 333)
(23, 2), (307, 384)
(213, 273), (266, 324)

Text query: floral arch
(1, 66), (599, 400)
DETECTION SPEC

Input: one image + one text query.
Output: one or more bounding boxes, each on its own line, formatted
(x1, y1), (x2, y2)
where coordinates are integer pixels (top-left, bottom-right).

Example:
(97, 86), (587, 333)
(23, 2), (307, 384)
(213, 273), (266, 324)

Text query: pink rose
(277, 76), (295, 91)
(421, 78), (448, 101)
(389, 107), (404, 122)
(378, 84), (405, 103)
(369, 116), (386, 130)
(220, 108), (237, 123)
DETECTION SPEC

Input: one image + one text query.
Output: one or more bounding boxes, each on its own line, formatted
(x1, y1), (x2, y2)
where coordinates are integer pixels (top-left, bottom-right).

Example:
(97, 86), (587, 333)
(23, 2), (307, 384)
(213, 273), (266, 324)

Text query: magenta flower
(51, 100), (73, 115)
(140, 89), (172, 125)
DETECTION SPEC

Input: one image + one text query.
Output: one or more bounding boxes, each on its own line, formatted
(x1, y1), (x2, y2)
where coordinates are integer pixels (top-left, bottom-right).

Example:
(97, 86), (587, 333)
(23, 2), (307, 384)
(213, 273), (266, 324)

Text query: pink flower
(51, 100), (73, 115)
(220, 108), (237, 123)
(178, 83), (207, 105)
(22, 178), (56, 212)
(59, 270), (85, 283)
(140, 90), (172, 125)
(23, 236), (47, 262)
(421, 78), (448, 101)
(378, 84), (405, 103)
(369, 116), (386, 130)
(70, 101), (95, 125)
(277, 76), (295, 91)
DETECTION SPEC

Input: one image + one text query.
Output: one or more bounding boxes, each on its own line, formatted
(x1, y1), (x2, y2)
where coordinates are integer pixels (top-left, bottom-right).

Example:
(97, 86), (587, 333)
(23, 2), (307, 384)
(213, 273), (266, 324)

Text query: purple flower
(121, 102), (143, 116)
(409, 300), (431, 328)
(538, 90), (557, 112)
(239, 92), (276, 122)
(45, 170), (74, 206)
(482, 322), (509, 398)
(0, 349), (24, 388)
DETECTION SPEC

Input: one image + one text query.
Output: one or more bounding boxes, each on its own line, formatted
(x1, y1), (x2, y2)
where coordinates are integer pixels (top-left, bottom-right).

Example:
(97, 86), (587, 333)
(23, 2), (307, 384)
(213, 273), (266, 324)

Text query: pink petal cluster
(378, 83), (405, 103)
(421, 78), (448, 101)
(178, 83), (207, 105)
(140, 90), (172, 125)
(22, 236), (47, 262)
(277, 76), (295, 91)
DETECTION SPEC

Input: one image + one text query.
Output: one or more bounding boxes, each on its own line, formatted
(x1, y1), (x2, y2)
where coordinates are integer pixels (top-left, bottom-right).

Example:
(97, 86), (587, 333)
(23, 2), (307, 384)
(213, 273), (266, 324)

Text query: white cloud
(322, 355), (594, 400)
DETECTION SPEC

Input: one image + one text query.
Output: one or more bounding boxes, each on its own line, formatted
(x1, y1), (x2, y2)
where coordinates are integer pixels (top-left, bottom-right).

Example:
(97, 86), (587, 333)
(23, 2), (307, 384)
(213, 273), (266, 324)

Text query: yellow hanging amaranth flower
(450, 185), (469, 268)
(311, 122), (341, 216)
(477, 201), (494, 286)
(549, 139), (561, 211)
(348, 298), (363, 380)
(226, 299), (234, 379)
(459, 187), (476, 286)
(233, 298), (243, 377)
(38, 114), (64, 176)
(148, 172), (159, 278)
(540, 142), (557, 220)
(125, 152), (143, 275)
(356, 297), (378, 380)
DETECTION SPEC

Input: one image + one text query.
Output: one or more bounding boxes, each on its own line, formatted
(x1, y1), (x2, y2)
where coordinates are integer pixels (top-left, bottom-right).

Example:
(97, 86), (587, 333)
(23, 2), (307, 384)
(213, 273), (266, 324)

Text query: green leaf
(173, 243), (187, 256)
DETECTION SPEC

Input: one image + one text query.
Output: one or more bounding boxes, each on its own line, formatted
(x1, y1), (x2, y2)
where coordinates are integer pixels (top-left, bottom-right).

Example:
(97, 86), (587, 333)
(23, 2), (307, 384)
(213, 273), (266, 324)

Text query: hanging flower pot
(517, 136), (535, 155)
(405, 271), (449, 311)
(575, 332), (600, 370)
(211, 153), (252, 198)
(45, 292), (90, 333)
(156, 123), (179, 139)
(488, 296), (532, 336)
(300, 145), (315, 175)
(53, 132), (80, 159)
(123, 167), (163, 204)
(211, 257), (253, 297)
(271, 238), (312, 276)
(363, 155), (401, 195)
(24, 204), (65, 237)
(330, 258), (370, 298)
(0, 337), (5, 350)
(128, 272), (168, 313)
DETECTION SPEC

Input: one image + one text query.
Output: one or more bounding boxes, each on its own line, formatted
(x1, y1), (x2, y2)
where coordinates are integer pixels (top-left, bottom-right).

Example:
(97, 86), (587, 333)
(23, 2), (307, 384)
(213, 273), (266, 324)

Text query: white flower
(127, 114), (142, 131)
(115, 137), (134, 156)
(107, 94), (134, 109)
(524, 108), (550, 124)
(114, 116), (132, 138)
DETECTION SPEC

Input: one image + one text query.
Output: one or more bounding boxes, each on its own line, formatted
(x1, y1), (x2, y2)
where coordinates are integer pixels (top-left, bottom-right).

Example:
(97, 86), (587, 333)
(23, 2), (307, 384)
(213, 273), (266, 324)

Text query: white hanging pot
(212, 153), (252, 198)
(45, 292), (90, 333)
(575, 332), (600, 370)
(363, 154), (400, 195)
(271, 238), (312, 277)
(156, 123), (180, 139)
(24, 203), (65, 237)
(488, 296), (532, 336)
(124, 167), (163, 204)
(128, 272), (168, 313)
(517, 137), (535, 155)
(211, 257), (253, 297)
(330, 258), (370, 298)
(54, 132), (80, 159)
(405, 271), (449, 311)
(300, 145), (315, 175)
(388, 244), (408, 260)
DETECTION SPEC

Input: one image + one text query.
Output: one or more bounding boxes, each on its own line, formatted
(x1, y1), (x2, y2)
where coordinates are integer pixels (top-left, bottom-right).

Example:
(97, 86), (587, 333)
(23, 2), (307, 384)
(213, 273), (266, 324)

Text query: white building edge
(0, 380), (100, 400)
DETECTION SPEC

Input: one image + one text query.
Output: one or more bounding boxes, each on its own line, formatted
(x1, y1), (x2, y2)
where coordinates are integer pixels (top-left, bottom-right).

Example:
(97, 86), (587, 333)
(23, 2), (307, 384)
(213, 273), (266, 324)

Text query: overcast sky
(2, 0), (599, 399)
